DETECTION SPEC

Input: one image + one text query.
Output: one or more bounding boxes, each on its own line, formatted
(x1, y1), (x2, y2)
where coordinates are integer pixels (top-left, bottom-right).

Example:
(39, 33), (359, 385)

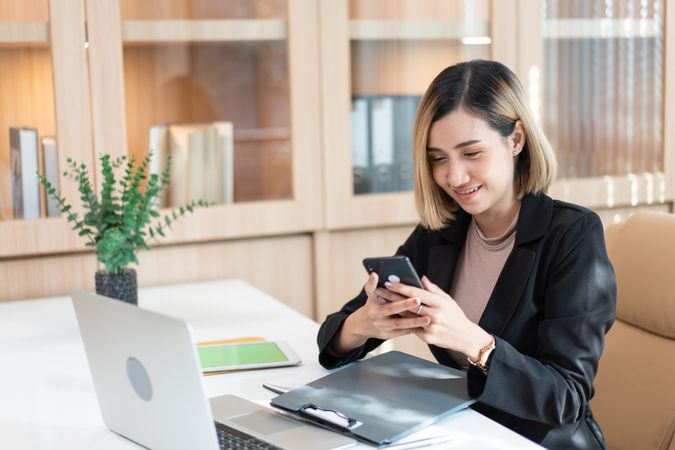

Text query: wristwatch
(467, 334), (496, 375)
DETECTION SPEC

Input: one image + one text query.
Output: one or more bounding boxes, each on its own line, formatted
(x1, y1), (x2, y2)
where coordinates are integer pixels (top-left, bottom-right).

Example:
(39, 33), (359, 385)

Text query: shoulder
(518, 193), (602, 245)
(549, 199), (603, 237)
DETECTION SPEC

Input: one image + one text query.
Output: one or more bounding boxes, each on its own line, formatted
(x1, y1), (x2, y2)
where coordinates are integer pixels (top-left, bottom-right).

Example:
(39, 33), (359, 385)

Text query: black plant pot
(95, 268), (138, 305)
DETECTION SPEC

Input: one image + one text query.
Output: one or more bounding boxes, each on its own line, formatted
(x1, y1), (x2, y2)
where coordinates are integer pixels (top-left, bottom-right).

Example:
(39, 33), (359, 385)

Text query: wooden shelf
(349, 19), (489, 41)
(234, 127), (290, 142)
(544, 19), (659, 39)
(122, 19), (286, 43)
(0, 21), (48, 45)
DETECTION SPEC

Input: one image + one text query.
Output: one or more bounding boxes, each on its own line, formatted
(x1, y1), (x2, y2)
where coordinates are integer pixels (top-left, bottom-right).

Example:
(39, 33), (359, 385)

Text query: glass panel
(542, 0), (664, 179)
(349, 0), (490, 195)
(120, 0), (290, 205)
(0, 0), (59, 221)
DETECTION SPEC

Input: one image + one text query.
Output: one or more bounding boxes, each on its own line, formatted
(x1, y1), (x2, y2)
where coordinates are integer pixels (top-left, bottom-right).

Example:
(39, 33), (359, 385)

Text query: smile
(456, 186), (481, 195)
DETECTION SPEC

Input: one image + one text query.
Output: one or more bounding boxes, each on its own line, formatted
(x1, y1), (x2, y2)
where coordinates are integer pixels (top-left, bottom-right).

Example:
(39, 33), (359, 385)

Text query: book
(213, 122), (234, 205)
(10, 127), (41, 219)
(40, 136), (60, 217)
(148, 124), (169, 207)
(350, 96), (371, 195)
(370, 97), (395, 193)
(392, 96), (420, 192)
(163, 121), (234, 206)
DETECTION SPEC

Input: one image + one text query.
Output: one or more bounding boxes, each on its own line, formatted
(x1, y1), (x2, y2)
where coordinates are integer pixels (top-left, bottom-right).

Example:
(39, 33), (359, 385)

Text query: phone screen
(197, 342), (288, 369)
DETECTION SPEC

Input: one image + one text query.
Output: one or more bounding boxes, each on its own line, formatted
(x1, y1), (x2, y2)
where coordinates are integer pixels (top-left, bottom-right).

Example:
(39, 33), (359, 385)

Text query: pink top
(447, 212), (519, 369)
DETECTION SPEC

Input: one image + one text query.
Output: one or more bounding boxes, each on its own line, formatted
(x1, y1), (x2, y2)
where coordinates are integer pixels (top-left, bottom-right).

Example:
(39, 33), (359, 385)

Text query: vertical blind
(542, 0), (664, 179)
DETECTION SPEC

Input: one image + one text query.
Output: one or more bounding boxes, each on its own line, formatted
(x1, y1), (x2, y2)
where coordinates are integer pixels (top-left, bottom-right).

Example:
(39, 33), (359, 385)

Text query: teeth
(458, 187), (479, 195)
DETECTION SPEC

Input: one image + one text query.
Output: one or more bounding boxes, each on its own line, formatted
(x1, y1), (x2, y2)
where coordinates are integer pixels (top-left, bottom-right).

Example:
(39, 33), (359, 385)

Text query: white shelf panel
(0, 21), (49, 44)
(349, 20), (489, 41)
(544, 18), (659, 39)
(122, 19), (286, 43)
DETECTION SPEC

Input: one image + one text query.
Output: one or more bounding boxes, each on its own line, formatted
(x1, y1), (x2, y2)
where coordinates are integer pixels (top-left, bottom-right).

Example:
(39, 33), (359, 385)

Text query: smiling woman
(317, 60), (616, 450)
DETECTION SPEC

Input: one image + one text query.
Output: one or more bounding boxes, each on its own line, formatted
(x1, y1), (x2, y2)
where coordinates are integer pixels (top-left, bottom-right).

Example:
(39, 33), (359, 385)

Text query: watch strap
(467, 334), (496, 375)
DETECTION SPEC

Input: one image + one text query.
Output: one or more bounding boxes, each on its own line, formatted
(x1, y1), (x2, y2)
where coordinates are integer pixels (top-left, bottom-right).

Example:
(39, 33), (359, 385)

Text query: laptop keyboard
(215, 421), (284, 450)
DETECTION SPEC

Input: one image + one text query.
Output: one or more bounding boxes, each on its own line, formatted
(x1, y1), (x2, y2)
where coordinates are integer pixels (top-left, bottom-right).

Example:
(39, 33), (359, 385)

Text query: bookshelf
(122, 19), (286, 42)
(0, 0), (673, 329)
(0, 0), (94, 257)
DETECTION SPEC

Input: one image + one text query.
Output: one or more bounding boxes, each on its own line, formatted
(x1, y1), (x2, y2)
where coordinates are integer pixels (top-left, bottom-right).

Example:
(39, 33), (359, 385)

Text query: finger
(374, 287), (408, 303)
(422, 276), (445, 295)
(387, 315), (430, 331)
(384, 296), (420, 316)
(375, 295), (389, 305)
(383, 281), (424, 299)
(385, 281), (443, 309)
(364, 272), (379, 297)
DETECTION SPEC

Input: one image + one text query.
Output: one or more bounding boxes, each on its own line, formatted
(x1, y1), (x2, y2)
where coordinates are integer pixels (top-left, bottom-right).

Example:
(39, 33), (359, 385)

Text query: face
(427, 109), (523, 228)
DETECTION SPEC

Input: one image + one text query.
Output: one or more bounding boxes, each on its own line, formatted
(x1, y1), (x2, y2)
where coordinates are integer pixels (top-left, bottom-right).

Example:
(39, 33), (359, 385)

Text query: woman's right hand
(332, 272), (431, 354)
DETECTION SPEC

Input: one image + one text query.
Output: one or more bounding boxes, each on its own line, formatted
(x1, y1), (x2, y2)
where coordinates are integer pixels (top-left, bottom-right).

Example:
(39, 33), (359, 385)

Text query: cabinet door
(0, 0), (94, 256)
(85, 0), (322, 241)
(523, 0), (674, 213)
(320, 0), (496, 229)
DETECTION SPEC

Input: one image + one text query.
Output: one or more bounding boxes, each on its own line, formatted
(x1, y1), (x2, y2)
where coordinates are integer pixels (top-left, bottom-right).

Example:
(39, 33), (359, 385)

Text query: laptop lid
(71, 290), (356, 450)
(72, 289), (220, 450)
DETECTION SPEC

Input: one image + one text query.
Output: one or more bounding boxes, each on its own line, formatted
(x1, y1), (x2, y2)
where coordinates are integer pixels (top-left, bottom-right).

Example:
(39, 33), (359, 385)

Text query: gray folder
(270, 351), (475, 446)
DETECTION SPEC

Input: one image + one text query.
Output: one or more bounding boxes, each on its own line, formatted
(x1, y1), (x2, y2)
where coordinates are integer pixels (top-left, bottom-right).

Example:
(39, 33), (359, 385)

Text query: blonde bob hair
(413, 60), (557, 229)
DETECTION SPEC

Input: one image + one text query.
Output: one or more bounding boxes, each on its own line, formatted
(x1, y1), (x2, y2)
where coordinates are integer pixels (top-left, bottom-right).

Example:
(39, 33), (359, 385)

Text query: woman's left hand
(380, 275), (492, 359)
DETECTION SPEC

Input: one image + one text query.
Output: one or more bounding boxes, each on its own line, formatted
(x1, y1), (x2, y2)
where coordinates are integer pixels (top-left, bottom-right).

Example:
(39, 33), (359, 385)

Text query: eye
(428, 154), (447, 165)
(464, 151), (481, 159)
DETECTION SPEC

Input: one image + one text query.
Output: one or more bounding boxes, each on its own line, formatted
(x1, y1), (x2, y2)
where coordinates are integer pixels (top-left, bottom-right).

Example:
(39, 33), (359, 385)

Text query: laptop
(71, 290), (356, 450)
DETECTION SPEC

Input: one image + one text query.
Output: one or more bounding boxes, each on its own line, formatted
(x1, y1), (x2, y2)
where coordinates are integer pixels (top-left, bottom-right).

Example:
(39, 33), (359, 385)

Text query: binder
(350, 96), (371, 195)
(10, 127), (40, 219)
(392, 95), (420, 192)
(370, 96), (395, 194)
(270, 351), (474, 446)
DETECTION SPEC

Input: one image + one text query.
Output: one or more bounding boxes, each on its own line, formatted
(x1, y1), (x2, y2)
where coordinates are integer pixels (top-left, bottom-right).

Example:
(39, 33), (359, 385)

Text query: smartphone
(196, 340), (301, 373)
(362, 255), (423, 289)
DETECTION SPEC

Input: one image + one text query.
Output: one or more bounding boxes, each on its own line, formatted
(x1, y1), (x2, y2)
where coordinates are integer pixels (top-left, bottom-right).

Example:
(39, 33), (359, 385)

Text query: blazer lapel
(478, 194), (552, 335)
(425, 212), (471, 292)
(478, 247), (535, 335)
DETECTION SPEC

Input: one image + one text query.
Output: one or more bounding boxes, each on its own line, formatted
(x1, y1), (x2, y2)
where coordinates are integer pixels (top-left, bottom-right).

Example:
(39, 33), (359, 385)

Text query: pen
(380, 435), (455, 450)
(262, 383), (294, 395)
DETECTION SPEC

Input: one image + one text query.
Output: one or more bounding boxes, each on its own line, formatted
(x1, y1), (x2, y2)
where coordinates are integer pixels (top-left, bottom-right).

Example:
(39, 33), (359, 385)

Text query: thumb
(365, 272), (379, 296)
(422, 275), (443, 294)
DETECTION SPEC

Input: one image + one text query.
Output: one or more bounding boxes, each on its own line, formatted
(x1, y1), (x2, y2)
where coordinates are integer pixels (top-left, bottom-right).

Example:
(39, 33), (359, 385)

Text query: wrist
(462, 325), (493, 361)
(465, 328), (496, 375)
(333, 311), (368, 354)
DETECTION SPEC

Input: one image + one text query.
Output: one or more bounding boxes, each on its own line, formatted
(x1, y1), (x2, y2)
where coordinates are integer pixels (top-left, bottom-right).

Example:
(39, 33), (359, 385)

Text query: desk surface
(0, 279), (541, 449)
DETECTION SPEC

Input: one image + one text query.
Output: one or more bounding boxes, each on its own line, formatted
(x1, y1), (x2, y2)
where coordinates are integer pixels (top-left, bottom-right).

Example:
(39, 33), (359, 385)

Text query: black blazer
(317, 193), (616, 450)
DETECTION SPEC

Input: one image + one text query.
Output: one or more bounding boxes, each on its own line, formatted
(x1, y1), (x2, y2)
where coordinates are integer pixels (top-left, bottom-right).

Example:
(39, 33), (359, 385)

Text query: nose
(448, 162), (469, 188)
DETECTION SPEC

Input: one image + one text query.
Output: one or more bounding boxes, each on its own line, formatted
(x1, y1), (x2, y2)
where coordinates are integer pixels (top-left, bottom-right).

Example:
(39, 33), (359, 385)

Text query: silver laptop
(71, 290), (356, 450)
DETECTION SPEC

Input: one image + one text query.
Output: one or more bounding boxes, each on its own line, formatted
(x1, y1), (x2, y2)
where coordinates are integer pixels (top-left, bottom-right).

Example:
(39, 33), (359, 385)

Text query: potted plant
(39, 152), (211, 305)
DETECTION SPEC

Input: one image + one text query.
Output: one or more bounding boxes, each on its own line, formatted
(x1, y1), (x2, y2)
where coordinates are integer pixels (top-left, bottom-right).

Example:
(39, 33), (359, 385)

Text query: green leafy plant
(38, 152), (212, 274)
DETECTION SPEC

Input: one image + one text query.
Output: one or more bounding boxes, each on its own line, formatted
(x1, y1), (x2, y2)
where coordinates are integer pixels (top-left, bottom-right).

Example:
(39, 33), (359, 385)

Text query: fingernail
(384, 281), (392, 287)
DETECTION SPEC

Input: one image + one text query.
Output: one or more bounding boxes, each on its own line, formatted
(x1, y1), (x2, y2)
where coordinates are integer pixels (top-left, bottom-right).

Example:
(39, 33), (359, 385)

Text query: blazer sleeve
(317, 227), (422, 369)
(468, 212), (617, 425)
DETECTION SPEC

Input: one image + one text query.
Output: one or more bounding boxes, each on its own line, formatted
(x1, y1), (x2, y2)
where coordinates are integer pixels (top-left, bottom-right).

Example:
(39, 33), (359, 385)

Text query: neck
(474, 200), (521, 238)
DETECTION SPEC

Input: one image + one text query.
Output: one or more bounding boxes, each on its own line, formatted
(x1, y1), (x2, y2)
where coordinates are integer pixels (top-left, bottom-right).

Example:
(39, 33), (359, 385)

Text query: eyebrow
(426, 139), (482, 152)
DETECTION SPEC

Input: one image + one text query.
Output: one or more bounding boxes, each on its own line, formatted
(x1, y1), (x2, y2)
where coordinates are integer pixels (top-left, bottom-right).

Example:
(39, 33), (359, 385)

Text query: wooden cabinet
(0, 0), (94, 256)
(1, 1), (673, 322)
(85, 0), (323, 242)
(516, 0), (675, 211)
(0, 0), (322, 309)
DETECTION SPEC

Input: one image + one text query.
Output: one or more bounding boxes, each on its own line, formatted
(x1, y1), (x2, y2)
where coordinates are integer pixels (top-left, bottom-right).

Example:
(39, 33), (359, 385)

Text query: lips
(454, 185), (482, 201)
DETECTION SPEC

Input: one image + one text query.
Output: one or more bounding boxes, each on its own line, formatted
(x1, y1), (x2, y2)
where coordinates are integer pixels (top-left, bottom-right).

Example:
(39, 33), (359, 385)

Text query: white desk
(0, 280), (541, 449)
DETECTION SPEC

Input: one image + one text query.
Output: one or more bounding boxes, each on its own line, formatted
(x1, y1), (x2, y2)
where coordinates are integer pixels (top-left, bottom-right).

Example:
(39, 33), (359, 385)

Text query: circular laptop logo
(126, 357), (153, 401)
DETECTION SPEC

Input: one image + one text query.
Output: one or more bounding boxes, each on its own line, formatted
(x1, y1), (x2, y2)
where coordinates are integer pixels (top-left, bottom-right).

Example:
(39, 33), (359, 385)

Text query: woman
(317, 60), (616, 450)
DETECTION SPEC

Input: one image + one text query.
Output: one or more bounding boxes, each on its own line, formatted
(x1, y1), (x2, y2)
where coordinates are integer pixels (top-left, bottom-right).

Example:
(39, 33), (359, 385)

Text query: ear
(510, 120), (525, 156)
